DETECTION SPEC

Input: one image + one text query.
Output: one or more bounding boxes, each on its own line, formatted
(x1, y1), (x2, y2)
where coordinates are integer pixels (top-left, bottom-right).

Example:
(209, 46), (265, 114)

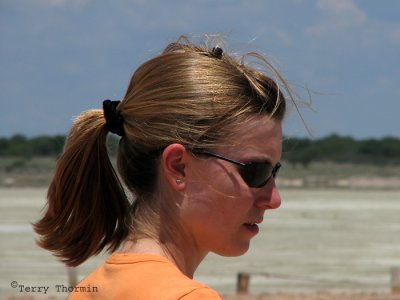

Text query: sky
(0, 0), (399, 139)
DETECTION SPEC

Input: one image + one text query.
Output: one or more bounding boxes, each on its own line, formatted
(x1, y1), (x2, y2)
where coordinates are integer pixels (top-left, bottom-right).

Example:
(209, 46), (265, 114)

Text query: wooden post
(237, 272), (250, 294)
(68, 267), (78, 287)
(391, 267), (400, 294)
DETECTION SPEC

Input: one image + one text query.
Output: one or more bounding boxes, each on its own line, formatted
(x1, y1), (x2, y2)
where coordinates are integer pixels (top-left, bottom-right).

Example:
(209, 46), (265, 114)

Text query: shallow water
(0, 188), (399, 297)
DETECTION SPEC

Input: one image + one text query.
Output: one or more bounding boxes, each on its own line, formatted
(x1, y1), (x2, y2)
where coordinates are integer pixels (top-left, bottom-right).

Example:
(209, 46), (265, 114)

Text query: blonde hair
(34, 37), (289, 266)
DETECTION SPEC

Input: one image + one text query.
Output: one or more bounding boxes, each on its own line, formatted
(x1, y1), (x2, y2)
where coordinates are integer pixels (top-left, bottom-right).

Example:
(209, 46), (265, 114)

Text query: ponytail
(33, 110), (130, 267)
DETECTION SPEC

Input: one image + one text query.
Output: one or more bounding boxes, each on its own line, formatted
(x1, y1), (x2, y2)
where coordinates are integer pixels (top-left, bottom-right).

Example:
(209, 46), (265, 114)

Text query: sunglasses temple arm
(194, 151), (246, 167)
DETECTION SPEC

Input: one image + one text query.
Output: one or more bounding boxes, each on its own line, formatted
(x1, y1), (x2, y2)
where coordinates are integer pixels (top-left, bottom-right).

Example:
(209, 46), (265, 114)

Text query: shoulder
(70, 253), (223, 300)
(179, 286), (223, 299)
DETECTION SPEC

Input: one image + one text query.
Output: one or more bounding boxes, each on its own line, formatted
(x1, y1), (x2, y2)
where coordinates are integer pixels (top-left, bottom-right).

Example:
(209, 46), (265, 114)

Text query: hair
(33, 36), (290, 267)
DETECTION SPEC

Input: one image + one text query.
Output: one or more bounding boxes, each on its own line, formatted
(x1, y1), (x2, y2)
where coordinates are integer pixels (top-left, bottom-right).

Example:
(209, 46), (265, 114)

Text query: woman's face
(180, 116), (282, 258)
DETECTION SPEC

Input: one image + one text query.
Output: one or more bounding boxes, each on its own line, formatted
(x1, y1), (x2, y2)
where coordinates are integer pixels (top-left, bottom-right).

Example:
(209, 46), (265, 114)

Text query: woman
(34, 37), (290, 299)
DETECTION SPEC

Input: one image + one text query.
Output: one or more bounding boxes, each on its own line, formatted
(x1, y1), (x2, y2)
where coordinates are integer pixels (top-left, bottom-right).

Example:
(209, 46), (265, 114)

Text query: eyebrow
(234, 151), (274, 164)
(197, 150), (275, 166)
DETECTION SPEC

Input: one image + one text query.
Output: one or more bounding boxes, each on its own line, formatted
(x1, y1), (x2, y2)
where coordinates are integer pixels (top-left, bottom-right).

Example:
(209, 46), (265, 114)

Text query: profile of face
(178, 116), (282, 258)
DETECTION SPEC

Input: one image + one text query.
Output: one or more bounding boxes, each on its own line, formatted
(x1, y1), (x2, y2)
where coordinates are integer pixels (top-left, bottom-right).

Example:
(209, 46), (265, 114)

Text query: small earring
(176, 179), (182, 184)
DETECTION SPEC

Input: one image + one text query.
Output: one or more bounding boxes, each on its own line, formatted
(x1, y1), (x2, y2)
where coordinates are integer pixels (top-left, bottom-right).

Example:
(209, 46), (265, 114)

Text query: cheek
(182, 157), (255, 223)
(180, 195), (239, 254)
(183, 164), (245, 224)
(187, 158), (244, 198)
(181, 182), (237, 228)
(180, 175), (254, 255)
(179, 158), (256, 254)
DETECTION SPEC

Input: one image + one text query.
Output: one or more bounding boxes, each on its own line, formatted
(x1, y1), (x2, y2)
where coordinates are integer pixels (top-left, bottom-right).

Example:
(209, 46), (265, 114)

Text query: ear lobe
(161, 144), (188, 190)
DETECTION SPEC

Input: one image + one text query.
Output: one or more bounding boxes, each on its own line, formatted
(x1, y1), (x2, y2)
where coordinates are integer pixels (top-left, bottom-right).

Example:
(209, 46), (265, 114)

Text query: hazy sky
(1, 0), (399, 138)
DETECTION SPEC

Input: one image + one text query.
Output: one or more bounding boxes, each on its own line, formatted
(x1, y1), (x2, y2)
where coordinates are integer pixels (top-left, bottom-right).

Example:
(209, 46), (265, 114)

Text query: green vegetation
(0, 134), (119, 158)
(1, 134), (399, 165)
(283, 134), (400, 166)
(0, 134), (399, 188)
(0, 135), (120, 187)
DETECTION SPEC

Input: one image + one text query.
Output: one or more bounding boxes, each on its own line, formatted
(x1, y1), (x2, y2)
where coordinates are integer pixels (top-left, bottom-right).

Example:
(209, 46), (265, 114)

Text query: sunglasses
(192, 150), (281, 188)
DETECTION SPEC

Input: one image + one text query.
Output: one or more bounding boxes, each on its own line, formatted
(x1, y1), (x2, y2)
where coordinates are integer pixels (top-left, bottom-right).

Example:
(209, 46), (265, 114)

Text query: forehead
(218, 116), (282, 160)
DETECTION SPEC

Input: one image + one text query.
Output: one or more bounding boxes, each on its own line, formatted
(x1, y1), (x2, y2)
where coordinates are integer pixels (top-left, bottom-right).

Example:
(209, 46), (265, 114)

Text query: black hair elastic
(103, 99), (124, 136)
(211, 46), (223, 59)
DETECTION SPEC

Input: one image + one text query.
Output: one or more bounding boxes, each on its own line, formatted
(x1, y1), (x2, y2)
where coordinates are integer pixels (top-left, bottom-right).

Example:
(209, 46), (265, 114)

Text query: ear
(161, 143), (188, 191)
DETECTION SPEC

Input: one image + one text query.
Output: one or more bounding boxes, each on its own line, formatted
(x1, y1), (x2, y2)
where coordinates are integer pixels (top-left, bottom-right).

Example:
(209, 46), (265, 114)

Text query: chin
(214, 242), (250, 257)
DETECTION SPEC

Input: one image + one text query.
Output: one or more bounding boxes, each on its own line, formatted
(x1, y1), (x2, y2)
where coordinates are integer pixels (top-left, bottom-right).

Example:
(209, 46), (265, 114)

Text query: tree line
(1, 134), (400, 165)
(283, 134), (400, 166)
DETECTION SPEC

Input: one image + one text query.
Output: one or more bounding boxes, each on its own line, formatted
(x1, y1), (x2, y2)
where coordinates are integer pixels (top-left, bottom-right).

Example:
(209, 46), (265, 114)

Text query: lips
(243, 222), (260, 234)
(244, 218), (263, 226)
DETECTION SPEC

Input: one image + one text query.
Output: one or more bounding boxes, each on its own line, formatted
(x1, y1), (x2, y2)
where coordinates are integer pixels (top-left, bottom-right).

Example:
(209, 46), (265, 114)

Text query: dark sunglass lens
(272, 162), (282, 178)
(239, 162), (273, 188)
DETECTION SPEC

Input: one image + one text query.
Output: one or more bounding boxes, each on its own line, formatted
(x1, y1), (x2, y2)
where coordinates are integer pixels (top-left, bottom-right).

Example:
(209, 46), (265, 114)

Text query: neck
(121, 235), (207, 278)
(121, 184), (208, 277)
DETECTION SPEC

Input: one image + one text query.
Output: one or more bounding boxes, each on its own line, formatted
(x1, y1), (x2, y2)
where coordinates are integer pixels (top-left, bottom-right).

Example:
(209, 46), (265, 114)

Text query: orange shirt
(69, 253), (222, 300)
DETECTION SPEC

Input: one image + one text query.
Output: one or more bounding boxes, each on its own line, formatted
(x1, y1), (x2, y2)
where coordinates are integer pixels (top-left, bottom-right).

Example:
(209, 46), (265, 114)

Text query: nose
(254, 179), (281, 210)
